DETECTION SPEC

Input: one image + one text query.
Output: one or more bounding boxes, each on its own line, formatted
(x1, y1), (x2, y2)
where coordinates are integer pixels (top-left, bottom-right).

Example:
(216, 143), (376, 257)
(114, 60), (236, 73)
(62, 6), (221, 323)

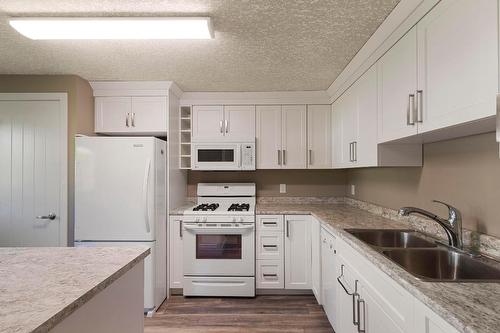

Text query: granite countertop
(0, 246), (150, 333)
(256, 202), (500, 333)
(170, 201), (195, 215)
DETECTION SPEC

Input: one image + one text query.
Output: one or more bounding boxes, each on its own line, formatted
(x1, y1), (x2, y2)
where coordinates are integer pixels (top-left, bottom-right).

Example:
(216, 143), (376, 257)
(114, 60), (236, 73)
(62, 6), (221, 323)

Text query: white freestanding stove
(182, 183), (256, 297)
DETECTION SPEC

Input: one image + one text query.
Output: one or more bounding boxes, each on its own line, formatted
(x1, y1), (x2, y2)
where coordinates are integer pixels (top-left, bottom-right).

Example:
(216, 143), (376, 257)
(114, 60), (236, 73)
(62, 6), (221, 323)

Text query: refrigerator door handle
(143, 158), (151, 233)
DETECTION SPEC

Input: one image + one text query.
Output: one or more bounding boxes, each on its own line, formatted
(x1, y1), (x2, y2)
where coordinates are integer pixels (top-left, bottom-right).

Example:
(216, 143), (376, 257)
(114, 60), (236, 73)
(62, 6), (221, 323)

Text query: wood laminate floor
(144, 295), (335, 333)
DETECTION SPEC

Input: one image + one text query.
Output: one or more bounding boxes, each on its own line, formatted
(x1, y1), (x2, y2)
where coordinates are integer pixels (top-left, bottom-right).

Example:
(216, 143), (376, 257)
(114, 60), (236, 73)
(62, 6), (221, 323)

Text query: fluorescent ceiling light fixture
(9, 17), (214, 40)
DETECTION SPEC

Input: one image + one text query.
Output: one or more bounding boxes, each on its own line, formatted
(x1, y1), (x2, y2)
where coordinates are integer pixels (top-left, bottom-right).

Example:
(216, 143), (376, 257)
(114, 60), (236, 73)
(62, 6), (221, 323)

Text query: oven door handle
(183, 224), (254, 234)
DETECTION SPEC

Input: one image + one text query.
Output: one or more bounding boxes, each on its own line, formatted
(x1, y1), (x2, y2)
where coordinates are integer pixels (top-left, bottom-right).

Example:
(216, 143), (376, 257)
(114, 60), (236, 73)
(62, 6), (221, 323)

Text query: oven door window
(196, 234), (242, 259)
(197, 149), (235, 162)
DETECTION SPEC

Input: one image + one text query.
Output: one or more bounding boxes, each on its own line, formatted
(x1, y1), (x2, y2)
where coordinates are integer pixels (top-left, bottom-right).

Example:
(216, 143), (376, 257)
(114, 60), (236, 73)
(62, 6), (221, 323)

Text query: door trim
(0, 93), (68, 246)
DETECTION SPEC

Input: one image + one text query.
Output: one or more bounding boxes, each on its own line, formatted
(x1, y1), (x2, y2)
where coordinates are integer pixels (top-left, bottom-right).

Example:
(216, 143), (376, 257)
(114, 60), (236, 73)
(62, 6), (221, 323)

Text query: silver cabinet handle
(349, 142), (354, 162)
(126, 113), (130, 127)
(282, 150), (286, 166)
(225, 120), (229, 133)
(352, 280), (360, 326)
(416, 90), (423, 123)
(263, 273), (278, 277)
(36, 213), (56, 220)
(219, 120), (224, 133)
(286, 220), (290, 238)
(277, 149), (281, 166)
(131, 112), (135, 127)
(353, 142), (357, 162)
(263, 244), (278, 248)
(407, 94), (415, 125)
(308, 149), (313, 165)
(179, 220), (183, 238)
(263, 221), (277, 226)
(357, 298), (366, 333)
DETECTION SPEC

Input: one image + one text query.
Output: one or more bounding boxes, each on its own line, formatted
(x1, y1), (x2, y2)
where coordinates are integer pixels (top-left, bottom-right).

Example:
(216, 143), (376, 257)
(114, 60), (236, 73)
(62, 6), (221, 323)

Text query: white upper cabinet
(223, 105), (256, 141)
(377, 26), (418, 143)
(131, 97), (167, 134)
(307, 105), (332, 168)
(192, 105), (225, 141)
(192, 105), (255, 142)
(282, 105), (307, 169)
(416, 0), (498, 133)
(95, 96), (167, 135)
(95, 97), (132, 134)
(256, 105), (307, 169)
(256, 105), (282, 169)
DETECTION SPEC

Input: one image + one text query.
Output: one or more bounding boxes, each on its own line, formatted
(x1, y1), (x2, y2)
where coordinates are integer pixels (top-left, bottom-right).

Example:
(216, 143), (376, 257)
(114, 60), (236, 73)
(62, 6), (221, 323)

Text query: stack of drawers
(255, 215), (285, 289)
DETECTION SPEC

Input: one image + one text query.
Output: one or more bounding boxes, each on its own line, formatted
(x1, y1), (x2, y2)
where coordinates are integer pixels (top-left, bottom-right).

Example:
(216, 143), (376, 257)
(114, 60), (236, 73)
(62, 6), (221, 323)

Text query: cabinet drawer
(256, 232), (283, 260)
(256, 260), (284, 289)
(257, 215), (284, 232)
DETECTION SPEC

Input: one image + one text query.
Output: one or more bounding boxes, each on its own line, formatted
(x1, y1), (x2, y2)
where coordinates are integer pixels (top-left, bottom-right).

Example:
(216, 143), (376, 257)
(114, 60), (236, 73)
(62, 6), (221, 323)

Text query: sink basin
(346, 229), (437, 248)
(382, 248), (500, 282)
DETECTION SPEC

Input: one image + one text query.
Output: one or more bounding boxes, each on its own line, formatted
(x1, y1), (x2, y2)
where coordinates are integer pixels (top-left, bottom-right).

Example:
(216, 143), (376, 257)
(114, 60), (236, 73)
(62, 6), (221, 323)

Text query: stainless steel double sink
(346, 229), (500, 282)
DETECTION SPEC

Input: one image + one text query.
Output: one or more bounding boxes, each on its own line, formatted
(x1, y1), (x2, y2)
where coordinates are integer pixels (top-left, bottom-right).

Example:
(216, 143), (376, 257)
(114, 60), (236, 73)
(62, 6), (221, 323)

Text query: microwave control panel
(241, 144), (255, 170)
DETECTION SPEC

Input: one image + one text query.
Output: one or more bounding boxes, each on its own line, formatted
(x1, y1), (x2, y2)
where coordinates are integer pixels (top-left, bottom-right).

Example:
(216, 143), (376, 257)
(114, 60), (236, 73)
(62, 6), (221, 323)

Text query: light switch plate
(350, 184), (356, 196)
(280, 184), (286, 193)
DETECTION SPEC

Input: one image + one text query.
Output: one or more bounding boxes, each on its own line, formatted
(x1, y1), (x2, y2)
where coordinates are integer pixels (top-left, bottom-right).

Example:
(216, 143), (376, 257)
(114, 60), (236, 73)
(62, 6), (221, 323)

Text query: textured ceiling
(0, 0), (400, 92)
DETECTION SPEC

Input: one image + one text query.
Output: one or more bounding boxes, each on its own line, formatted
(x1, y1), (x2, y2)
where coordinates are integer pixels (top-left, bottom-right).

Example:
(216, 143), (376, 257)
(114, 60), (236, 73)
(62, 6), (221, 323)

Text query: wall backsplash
(188, 169), (347, 197)
(347, 132), (500, 238)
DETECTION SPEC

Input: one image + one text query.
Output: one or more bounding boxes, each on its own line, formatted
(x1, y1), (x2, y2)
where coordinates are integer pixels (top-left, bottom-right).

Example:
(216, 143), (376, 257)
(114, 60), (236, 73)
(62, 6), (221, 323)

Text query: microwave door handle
(142, 158), (151, 233)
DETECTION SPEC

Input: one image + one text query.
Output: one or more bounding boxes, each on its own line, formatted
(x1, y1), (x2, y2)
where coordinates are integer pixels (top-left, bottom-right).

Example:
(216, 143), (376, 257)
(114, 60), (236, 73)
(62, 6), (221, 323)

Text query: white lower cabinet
(413, 299), (460, 333)
(284, 215), (312, 289)
(311, 217), (321, 303)
(168, 216), (183, 290)
(256, 215), (311, 290)
(320, 227), (337, 331)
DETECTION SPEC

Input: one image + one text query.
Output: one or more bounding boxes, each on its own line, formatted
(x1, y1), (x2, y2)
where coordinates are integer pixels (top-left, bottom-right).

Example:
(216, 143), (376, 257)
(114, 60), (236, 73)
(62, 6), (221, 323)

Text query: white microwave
(191, 142), (255, 171)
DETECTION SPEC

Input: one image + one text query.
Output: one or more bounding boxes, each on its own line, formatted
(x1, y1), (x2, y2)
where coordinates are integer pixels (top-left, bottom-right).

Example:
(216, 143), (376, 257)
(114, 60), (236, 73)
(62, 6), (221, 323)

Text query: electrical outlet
(350, 184), (356, 196)
(280, 184), (287, 193)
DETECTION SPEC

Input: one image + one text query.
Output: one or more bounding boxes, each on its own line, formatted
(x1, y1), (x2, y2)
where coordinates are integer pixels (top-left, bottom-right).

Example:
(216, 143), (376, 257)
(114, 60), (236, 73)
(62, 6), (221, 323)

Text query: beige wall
(347, 132), (500, 238)
(0, 75), (94, 244)
(188, 169), (347, 197)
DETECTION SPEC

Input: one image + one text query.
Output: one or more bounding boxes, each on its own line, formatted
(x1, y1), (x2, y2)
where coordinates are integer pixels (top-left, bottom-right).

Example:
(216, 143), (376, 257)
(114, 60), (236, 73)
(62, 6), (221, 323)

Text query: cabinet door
(377, 26), (418, 143)
(284, 215), (311, 289)
(130, 97), (167, 134)
(358, 283), (405, 333)
(192, 105), (224, 142)
(341, 89), (357, 167)
(95, 97), (131, 133)
(256, 105), (282, 169)
(417, 0), (497, 133)
(257, 260), (285, 289)
(256, 231), (283, 260)
(331, 100), (344, 168)
(307, 105), (332, 169)
(320, 228), (337, 330)
(224, 105), (256, 141)
(168, 217), (183, 289)
(413, 299), (460, 333)
(355, 65), (378, 167)
(311, 218), (321, 303)
(282, 105), (307, 169)
(336, 256), (359, 333)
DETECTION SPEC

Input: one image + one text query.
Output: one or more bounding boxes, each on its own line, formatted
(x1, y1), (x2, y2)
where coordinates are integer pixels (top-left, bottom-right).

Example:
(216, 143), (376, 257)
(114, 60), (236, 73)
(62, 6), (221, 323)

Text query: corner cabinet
(191, 105), (255, 142)
(256, 105), (307, 169)
(307, 105), (332, 168)
(333, 65), (422, 168)
(284, 215), (311, 289)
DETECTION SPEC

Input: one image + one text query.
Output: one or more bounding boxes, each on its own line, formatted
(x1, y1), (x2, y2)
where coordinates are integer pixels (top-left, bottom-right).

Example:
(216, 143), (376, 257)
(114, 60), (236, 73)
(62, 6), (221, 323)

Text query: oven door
(191, 143), (241, 170)
(183, 222), (255, 276)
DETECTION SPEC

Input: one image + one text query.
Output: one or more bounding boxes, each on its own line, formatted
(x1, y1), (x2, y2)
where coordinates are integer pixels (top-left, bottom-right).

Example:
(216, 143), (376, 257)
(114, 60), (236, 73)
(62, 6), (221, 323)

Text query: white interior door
(282, 105), (307, 169)
(0, 93), (67, 246)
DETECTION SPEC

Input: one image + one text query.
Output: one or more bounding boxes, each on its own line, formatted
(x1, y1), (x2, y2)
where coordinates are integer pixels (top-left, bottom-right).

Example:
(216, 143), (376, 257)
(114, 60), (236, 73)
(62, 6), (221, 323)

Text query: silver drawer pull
(263, 273), (278, 277)
(263, 222), (277, 225)
(263, 244), (278, 248)
(36, 213), (56, 220)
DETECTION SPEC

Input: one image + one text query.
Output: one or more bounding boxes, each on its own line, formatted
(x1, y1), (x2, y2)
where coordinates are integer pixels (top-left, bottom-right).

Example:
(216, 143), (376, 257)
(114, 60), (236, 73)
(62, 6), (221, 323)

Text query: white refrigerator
(74, 136), (167, 312)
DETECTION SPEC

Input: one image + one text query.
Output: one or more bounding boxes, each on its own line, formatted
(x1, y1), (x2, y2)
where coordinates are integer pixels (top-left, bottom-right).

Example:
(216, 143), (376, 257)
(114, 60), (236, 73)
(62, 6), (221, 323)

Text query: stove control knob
(202, 217), (208, 223)
(195, 218), (200, 223)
